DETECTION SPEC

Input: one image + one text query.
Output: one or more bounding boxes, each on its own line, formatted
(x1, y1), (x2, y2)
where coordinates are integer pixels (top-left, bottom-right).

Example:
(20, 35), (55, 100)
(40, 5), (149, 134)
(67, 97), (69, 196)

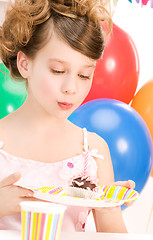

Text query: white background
(0, 0), (153, 235)
(113, 0), (153, 93)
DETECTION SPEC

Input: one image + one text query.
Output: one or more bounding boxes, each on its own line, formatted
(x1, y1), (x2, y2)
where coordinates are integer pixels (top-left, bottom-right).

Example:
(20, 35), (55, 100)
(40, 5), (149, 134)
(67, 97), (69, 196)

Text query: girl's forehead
(35, 31), (97, 67)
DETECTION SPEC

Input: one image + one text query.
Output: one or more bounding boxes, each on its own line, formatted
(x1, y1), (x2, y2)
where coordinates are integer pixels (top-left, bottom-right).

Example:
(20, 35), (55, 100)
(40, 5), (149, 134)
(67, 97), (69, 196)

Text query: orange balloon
(131, 79), (153, 177)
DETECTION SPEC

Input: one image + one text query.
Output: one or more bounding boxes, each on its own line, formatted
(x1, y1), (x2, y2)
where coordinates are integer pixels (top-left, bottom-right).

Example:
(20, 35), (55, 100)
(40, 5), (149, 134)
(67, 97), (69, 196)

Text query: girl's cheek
(39, 77), (55, 95)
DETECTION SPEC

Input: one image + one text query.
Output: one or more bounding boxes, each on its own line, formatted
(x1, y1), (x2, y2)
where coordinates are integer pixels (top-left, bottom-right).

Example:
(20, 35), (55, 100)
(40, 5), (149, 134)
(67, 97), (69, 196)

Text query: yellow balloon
(131, 79), (153, 177)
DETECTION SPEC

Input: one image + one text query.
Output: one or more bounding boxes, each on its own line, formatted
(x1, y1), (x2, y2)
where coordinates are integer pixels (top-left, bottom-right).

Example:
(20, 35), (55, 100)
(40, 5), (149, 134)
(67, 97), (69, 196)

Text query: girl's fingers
(0, 172), (21, 188)
(124, 201), (133, 207)
(111, 181), (126, 186)
(20, 197), (45, 202)
(111, 180), (135, 189)
(16, 186), (34, 197)
(125, 180), (135, 189)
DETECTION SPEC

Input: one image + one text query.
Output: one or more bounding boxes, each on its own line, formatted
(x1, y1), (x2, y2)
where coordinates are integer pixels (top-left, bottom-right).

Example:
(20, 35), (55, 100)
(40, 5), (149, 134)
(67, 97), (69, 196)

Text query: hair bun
(50, 0), (112, 23)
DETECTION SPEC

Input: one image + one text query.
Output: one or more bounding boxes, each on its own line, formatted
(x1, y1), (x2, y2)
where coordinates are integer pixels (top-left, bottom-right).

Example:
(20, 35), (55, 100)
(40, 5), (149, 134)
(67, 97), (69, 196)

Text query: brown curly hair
(0, 0), (112, 80)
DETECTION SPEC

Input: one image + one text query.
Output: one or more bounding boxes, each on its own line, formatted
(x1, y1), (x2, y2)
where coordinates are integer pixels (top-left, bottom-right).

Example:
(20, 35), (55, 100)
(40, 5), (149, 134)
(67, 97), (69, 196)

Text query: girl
(0, 0), (134, 233)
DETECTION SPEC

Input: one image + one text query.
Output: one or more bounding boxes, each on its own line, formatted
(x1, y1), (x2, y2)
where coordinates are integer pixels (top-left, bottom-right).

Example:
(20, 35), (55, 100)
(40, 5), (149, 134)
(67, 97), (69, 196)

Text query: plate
(26, 185), (139, 208)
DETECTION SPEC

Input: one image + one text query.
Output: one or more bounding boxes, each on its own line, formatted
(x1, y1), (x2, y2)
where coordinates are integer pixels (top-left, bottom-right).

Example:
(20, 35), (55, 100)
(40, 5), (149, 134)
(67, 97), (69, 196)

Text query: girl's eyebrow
(48, 58), (67, 65)
(48, 58), (96, 68)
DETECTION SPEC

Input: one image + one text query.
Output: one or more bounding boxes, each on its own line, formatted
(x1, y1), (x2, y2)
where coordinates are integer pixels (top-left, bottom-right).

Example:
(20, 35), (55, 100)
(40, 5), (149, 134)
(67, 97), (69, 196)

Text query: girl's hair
(0, 0), (112, 80)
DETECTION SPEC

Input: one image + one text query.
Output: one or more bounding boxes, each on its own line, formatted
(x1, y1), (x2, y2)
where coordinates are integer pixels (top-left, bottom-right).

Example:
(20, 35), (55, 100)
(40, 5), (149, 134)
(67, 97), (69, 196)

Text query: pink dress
(0, 128), (104, 231)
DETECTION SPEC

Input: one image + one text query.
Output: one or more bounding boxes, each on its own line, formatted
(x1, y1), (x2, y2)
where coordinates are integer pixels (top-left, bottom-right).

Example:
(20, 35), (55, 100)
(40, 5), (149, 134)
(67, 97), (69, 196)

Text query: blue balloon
(68, 99), (153, 194)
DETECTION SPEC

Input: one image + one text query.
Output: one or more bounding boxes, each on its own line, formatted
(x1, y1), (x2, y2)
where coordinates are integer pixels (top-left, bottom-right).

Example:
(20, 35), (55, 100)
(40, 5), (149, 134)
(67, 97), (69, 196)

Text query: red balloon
(83, 24), (139, 104)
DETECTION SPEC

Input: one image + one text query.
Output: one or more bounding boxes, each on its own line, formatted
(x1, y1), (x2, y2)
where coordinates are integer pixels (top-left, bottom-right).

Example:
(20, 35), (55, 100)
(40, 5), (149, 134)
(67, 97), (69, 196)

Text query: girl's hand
(111, 180), (135, 206)
(111, 180), (135, 189)
(0, 172), (34, 218)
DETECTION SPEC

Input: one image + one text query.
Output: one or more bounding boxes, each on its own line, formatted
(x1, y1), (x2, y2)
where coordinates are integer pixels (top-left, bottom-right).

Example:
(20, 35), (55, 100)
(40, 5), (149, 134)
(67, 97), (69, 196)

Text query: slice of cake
(70, 177), (97, 191)
(65, 176), (103, 199)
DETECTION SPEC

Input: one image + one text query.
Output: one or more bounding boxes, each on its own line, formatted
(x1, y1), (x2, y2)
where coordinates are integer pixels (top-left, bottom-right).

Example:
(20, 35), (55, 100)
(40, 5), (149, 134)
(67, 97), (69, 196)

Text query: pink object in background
(141, 0), (150, 5)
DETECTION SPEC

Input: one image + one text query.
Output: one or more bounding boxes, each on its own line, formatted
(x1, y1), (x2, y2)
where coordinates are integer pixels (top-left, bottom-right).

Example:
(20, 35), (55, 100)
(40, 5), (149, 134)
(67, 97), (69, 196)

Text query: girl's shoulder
(87, 130), (109, 153)
(69, 123), (109, 156)
(87, 130), (114, 184)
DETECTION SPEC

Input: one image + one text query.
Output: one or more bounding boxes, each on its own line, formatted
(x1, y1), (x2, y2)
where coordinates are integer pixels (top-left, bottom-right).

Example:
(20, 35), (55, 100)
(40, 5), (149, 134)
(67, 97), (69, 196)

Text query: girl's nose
(61, 75), (77, 94)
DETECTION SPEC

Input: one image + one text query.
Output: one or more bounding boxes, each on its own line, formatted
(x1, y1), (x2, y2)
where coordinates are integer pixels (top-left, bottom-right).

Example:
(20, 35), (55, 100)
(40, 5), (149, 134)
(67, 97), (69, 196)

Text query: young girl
(0, 0), (134, 233)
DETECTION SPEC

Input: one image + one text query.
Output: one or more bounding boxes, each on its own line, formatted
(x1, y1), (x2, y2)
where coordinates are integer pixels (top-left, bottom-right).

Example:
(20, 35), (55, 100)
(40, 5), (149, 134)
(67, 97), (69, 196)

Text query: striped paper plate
(26, 185), (139, 208)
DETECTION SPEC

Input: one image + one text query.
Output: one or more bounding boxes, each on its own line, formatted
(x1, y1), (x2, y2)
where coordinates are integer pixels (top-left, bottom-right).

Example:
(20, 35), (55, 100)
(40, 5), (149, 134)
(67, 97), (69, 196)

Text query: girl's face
(24, 31), (96, 119)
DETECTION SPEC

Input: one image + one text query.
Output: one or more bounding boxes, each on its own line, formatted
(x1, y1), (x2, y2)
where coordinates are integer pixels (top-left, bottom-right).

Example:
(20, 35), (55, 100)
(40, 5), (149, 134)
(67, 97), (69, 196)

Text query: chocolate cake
(70, 177), (97, 191)
(65, 176), (102, 199)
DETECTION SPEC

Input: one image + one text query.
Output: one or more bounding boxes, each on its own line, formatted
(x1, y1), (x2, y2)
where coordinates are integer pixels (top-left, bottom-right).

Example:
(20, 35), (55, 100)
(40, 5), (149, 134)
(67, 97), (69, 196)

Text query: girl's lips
(58, 102), (73, 110)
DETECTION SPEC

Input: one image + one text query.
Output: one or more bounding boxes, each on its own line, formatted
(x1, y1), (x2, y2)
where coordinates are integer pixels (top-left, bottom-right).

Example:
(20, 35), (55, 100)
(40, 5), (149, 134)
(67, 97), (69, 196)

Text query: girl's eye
(52, 69), (65, 74)
(79, 74), (90, 80)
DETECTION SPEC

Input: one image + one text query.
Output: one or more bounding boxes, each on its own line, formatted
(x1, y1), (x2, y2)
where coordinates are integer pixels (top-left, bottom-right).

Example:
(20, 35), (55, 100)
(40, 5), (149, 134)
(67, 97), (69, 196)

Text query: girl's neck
(8, 96), (68, 134)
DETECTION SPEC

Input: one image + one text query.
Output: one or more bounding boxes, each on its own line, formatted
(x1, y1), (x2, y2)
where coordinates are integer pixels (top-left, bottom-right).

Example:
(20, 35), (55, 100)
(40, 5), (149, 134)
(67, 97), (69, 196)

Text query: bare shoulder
(87, 131), (109, 154)
(87, 131), (114, 184)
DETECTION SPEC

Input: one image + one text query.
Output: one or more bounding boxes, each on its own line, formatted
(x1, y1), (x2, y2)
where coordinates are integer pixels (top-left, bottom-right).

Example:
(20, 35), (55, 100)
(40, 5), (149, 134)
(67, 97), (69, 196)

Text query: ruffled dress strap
(82, 128), (104, 160)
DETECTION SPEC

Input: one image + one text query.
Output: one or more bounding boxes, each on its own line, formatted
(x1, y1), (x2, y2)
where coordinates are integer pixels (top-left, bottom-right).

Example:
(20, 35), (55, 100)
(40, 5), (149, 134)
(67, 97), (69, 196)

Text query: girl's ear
(17, 51), (30, 79)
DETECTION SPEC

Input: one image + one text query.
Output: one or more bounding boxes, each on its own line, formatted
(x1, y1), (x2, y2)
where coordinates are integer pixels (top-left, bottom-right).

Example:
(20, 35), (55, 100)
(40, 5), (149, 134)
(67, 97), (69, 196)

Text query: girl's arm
(89, 132), (128, 233)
